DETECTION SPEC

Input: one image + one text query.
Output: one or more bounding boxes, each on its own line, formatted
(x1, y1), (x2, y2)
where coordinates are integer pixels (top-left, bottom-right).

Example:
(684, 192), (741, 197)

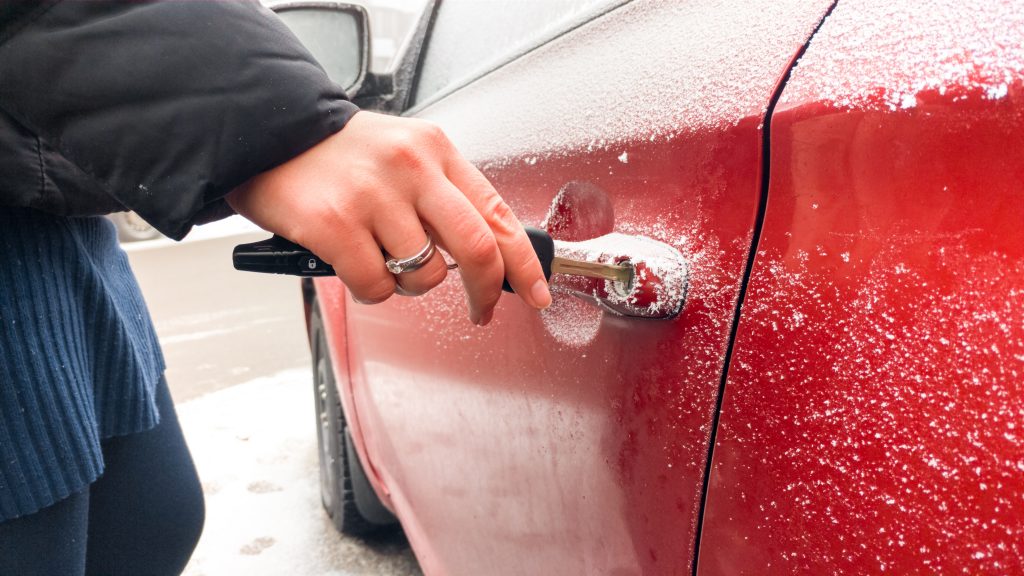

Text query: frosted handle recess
(551, 233), (689, 319)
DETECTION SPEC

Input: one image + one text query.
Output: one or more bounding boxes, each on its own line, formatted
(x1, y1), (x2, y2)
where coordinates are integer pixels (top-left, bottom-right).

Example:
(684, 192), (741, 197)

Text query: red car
(276, 1), (1024, 573)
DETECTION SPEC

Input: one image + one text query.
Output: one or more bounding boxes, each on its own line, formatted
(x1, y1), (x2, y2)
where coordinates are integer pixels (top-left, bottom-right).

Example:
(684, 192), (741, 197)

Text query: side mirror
(273, 2), (371, 97)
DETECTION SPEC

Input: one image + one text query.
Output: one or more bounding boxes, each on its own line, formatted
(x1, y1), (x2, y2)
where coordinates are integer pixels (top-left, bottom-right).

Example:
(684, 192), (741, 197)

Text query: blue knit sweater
(0, 207), (165, 521)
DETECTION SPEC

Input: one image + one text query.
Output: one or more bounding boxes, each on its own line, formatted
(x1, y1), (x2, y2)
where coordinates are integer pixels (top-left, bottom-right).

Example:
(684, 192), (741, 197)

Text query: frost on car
(699, 1), (1024, 573)
(312, 0), (835, 573)
(293, 0), (1024, 574)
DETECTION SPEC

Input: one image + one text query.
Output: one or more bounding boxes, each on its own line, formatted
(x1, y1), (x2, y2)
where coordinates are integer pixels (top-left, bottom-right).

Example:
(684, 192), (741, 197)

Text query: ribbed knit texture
(0, 207), (165, 521)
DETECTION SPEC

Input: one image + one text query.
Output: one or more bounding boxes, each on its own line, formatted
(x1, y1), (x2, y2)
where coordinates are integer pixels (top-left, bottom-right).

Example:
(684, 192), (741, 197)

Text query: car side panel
(342, 1), (832, 574)
(314, 277), (397, 510)
(699, 2), (1024, 573)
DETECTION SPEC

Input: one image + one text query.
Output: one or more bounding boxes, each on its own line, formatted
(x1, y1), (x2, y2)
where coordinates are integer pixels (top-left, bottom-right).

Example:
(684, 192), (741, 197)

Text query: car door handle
(548, 232), (689, 319)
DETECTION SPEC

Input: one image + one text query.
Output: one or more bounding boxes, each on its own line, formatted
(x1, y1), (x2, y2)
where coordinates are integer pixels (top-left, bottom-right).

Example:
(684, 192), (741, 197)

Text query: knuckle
(416, 120), (448, 146)
(385, 121), (454, 177)
(461, 229), (500, 269)
(389, 136), (425, 168)
(481, 193), (518, 233)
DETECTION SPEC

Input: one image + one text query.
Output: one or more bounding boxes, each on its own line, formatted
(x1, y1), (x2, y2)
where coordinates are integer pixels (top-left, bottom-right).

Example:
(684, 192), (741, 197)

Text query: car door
(698, 1), (1024, 573)
(343, 1), (834, 574)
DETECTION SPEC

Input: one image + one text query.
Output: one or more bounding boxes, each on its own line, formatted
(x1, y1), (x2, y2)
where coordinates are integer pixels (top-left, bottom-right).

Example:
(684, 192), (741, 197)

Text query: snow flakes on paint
(728, 240), (1024, 572)
(539, 289), (603, 347)
(781, 0), (1024, 111)
(420, 0), (833, 162)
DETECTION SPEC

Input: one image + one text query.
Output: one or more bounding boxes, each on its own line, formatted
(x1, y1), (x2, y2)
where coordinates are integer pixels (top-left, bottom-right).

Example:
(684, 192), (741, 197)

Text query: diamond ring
(385, 234), (437, 274)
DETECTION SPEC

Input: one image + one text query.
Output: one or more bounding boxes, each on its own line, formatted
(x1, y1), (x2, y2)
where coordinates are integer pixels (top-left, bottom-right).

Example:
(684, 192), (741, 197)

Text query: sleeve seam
(1, 99), (121, 218)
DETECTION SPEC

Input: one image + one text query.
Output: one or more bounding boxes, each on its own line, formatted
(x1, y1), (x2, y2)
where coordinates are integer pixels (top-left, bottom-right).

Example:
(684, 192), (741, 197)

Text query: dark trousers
(0, 377), (205, 576)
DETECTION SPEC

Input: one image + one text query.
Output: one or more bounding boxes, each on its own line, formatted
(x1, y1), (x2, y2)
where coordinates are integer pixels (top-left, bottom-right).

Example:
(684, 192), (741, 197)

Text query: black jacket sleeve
(0, 0), (359, 240)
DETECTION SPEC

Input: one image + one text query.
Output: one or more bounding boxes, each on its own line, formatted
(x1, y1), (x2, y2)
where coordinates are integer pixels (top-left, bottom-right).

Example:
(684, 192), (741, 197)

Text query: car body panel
(313, 276), (396, 504)
(699, 2), (1024, 573)
(325, 1), (834, 574)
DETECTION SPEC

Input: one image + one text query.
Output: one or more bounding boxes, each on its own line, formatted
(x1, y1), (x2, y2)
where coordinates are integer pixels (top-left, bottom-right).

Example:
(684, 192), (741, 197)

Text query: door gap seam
(690, 2), (840, 573)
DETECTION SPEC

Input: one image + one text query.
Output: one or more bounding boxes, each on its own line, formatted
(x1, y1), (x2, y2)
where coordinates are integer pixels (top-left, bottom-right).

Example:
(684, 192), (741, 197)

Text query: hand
(226, 111), (552, 325)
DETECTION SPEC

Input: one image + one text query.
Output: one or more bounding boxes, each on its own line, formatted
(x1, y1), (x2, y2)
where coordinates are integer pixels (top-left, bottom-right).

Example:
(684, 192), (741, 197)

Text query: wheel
(108, 211), (162, 242)
(311, 302), (398, 536)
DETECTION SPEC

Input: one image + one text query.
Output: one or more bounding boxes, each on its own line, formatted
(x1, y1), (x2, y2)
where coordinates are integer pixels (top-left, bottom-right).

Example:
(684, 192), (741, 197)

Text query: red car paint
(315, 1), (832, 573)
(699, 2), (1024, 574)
(306, 0), (1024, 573)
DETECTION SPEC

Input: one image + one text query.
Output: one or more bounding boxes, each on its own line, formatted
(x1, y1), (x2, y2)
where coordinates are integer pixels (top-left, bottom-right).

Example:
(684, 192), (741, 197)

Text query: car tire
(311, 302), (398, 536)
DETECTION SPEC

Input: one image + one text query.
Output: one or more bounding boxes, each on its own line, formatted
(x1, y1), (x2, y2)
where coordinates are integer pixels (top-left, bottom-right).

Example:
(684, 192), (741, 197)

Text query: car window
(364, 1), (428, 73)
(411, 0), (625, 109)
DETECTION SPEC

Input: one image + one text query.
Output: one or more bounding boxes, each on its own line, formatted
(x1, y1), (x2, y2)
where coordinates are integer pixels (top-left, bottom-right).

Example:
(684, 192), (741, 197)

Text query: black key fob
(502, 226), (554, 293)
(233, 235), (335, 277)
(233, 226), (553, 290)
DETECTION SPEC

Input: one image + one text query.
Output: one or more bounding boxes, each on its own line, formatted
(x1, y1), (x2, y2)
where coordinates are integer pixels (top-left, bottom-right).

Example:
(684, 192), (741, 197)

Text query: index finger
(444, 159), (552, 310)
(417, 179), (506, 325)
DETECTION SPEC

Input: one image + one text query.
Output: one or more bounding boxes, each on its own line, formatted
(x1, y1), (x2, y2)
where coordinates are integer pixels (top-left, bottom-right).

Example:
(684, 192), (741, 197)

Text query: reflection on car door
(345, 1), (833, 573)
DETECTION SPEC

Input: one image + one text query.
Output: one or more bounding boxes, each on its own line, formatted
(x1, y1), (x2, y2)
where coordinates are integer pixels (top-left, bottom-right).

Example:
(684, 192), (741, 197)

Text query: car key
(232, 234), (336, 277)
(233, 226), (633, 293)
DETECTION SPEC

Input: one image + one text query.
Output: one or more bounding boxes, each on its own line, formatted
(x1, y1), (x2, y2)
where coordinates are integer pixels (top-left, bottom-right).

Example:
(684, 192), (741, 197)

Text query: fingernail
(531, 279), (552, 309)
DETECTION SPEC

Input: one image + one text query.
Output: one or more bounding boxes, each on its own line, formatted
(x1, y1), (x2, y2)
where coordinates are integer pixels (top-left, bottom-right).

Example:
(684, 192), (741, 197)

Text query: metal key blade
(551, 256), (633, 284)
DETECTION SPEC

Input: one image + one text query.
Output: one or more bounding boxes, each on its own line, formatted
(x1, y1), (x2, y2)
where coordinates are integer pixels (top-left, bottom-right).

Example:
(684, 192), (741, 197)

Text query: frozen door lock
(233, 227), (688, 319)
(547, 233), (688, 319)
(498, 228), (687, 318)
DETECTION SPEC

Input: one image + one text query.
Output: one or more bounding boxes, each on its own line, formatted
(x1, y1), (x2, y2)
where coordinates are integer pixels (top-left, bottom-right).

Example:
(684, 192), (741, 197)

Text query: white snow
(552, 232), (689, 319)
(419, 0), (834, 163)
(725, 239), (1024, 571)
(178, 368), (420, 576)
(539, 289), (603, 347)
(780, 0), (1024, 111)
(412, 0), (625, 107)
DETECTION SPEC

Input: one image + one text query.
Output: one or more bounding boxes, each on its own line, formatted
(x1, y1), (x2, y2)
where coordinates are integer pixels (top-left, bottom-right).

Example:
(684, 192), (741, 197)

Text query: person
(0, 1), (552, 574)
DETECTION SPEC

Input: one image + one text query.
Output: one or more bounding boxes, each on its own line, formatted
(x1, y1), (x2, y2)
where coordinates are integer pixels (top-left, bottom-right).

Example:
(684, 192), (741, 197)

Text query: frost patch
(726, 239), (1024, 571)
(540, 291), (603, 347)
(552, 233), (689, 319)
(987, 83), (1009, 100)
(422, 0), (835, 162)
(781, 0), (1024, 111)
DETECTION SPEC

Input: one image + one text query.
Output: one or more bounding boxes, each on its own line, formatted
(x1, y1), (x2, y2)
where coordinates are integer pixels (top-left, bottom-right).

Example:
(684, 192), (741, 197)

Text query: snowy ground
(125, 217), (422, 575)
(177, 368), (421, 576)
